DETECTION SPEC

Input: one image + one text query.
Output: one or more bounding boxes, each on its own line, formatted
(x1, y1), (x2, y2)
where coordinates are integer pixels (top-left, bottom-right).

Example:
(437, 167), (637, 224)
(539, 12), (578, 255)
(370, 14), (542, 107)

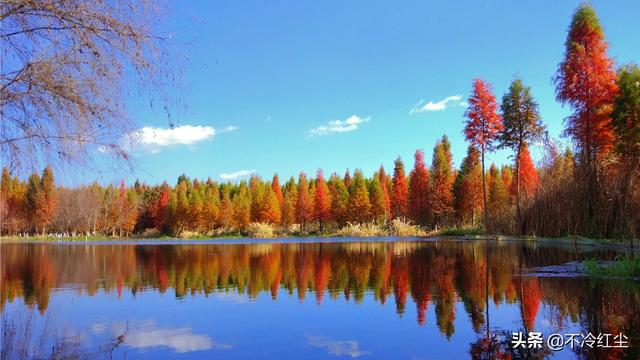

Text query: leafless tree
(52, 185), (101, 234)
(1, 0), (178, 173)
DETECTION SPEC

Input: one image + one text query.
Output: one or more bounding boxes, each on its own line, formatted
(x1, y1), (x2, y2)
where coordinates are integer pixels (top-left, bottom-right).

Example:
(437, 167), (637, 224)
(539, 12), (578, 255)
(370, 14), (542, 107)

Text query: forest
(1, 4), (638, 241)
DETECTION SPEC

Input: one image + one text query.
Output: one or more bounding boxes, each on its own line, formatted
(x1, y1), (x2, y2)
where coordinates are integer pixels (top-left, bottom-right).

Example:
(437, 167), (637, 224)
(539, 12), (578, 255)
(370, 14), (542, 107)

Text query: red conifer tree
(378, 165), (391, 220)
(391, 157), (408, 219)
(314, 169), (331, 231)
(408, 150), (430, 225)
(510, 145), (538, 200)
(555, 4), (618, 164)
(296, 173), (312, 230)
(272, 174), (283, 208)
(464, 79), (503, 231)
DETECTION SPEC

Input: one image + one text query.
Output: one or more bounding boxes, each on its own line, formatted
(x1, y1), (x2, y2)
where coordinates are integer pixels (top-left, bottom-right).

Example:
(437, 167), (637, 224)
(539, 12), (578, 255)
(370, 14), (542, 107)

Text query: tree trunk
(516, 148), (523, 234)
(481, 147), (489, 233)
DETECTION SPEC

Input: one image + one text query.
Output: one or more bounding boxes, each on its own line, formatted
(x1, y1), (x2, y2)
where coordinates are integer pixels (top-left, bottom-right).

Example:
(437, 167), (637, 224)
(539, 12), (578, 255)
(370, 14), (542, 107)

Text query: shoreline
(2, 233), (638, 251)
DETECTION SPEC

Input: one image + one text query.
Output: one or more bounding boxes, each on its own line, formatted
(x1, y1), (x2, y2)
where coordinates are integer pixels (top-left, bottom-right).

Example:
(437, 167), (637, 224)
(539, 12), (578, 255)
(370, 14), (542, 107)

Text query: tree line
(0, 4), (638, 239)
(0, 138), (535, 237)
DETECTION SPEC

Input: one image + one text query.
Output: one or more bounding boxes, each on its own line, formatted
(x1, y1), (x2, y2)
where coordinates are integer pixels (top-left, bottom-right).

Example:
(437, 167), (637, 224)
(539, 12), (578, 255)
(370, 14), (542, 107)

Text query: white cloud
(220, 169), (255, 180)
(308, 336), (372, 358)
(409, 95), (464, 114)
(126, 327), (217, 353)
(309, 115), (370, 137)
(122, 124), (236, 154)
(91, 320), (231, 354)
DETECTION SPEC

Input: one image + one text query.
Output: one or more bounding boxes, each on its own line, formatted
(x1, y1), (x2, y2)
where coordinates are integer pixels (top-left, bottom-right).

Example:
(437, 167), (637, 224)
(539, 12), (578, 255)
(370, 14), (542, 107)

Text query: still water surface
(1, 238), (638, 359)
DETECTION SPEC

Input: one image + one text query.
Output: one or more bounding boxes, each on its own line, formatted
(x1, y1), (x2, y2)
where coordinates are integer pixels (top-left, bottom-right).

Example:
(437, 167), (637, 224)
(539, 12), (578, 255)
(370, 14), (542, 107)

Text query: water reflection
(90, 320), (225, 353)
(1, 240), (639, 358)
(308, 336), (372, 358)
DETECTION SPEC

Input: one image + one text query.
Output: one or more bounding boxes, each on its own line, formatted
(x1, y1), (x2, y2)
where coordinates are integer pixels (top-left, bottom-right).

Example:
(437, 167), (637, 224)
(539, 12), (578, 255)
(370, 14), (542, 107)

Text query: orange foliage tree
(314, 170), (331, 231)
(464, 79), (503, 231)
(296, 173), (312, 230)
(408, 150), (430, 226)
(391, 157), (408, 220)
(328, 173), (348, 225)
(454, 146), (483, 226)
(261, 184), (281, 225)
(430, 135), (454, 226)
(555, 4), (618, 166)
(378, 165), (391, 220)
(272, 174), (283, 208)
(347, 169), (370, 223)
(510, 145), (538, 200)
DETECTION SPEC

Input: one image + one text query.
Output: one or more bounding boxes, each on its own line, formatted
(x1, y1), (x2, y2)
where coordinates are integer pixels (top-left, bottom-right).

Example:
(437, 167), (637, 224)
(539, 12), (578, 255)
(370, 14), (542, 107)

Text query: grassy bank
(585, 255), (640, 277)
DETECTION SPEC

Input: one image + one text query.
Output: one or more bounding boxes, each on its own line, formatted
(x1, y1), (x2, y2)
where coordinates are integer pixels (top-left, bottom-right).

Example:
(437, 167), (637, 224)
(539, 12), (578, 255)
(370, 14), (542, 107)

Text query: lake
(1, 238), (638, 359)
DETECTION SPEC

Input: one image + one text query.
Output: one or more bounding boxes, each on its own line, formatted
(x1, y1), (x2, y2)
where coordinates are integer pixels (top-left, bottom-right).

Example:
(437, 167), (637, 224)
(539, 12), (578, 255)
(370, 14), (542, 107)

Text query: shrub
(247, 222), (276, 238)
(178, 230), (202, 239)
(140, 228), (162, 238)
(287, 223), (301, 235)
(388, 218), (426, 237)
(336, 222), (383, 237)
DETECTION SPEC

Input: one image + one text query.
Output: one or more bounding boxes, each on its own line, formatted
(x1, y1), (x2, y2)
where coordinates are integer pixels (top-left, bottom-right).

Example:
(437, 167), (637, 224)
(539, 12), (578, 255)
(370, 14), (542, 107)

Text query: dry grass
(388, 218), (427, 236)
(178, 230), (202, 239)
(246, 222), (276, 238)
(336, 222), (384, 237)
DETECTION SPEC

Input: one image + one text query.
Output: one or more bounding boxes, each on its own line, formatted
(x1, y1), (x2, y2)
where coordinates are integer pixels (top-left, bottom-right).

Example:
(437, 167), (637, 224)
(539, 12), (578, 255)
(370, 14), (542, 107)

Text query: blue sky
(82, 0), (639, 186)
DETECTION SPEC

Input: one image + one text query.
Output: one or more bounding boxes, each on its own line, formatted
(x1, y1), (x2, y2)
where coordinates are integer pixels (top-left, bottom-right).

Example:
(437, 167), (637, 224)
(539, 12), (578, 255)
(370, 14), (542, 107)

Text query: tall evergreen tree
(272, 174), (284, 208)
(314, 170), (331, 231)
(378, 165), (391, 220)
(261, 185), (281, 225)
(408, 150), (430, 226)
(328, 173), (349, 225)
(25, 172), (41, 234)
(232, 182), (251, 231)
(464, 78), (503, 232)
(391, 157), (409, 219)
(430, 136), (454, 226)
(453, 146), (483, 226)
(500, 77), (545, 231)
(348, 169), (370, 223)
(555, 4), (618, 164)
(369, 176), (387, 223)
(554, 4), (618, 233)
(281, 177), (298, 226)
(296, 173), (312, 230)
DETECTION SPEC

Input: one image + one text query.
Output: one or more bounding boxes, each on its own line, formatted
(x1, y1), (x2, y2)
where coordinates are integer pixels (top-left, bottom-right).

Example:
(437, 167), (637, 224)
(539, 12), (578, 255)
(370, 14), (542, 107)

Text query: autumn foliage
(0, 4), (638, 239)
(555, 4), (618, 162)
(408, 150), (430, 226)
(464, 79), (503, 231)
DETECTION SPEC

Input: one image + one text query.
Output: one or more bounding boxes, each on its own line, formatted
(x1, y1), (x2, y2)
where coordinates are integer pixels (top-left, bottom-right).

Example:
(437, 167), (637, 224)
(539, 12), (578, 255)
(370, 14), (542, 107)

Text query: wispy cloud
(220, 169), (255, 180)
(220, 125), (238, 133)
(409, 95), (465, 114)
(308, 336), (372, 358)
(120, 124), (237, 154)
(308, 115), (370, 137)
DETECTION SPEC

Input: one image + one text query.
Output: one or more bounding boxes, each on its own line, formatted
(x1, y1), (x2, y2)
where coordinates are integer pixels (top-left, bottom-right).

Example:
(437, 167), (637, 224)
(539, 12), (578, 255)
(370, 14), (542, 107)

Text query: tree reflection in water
(1, 240), (639, 359)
